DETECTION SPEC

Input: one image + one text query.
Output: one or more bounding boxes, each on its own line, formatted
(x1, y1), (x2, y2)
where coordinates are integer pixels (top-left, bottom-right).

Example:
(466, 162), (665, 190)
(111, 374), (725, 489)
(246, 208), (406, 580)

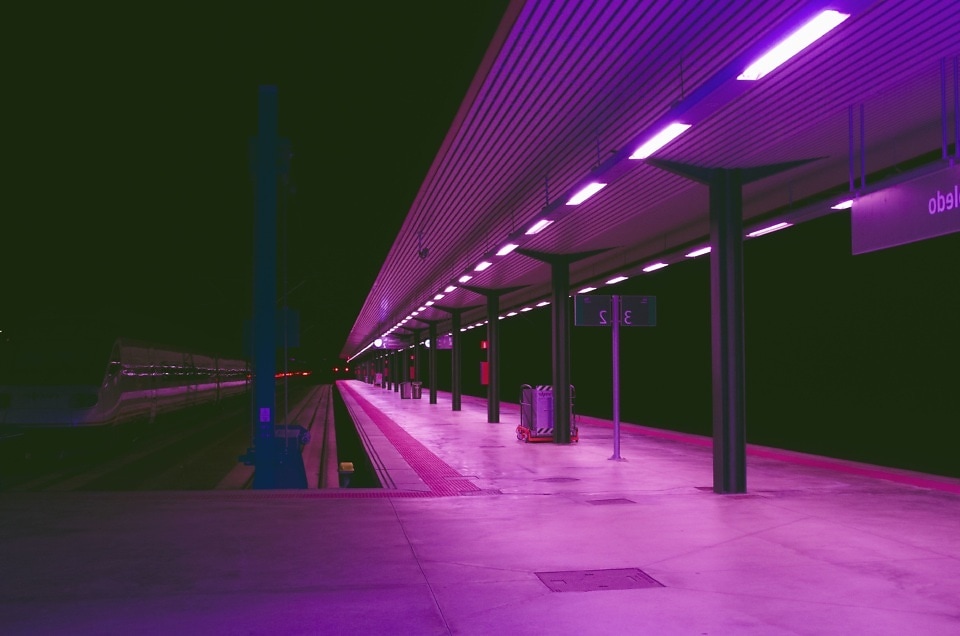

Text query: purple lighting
(629, 123), (691, 159)
(747, 222), (792, 237)
(474, 261), (492, 271)
(566, 182), (607, 205)
(525, 219), (553, 235)
(831, 199), (854, 210)
(444, 285), (457, 292)
(643, 262), (668, 273)
(458, 274), (473, 283)
(496, 243), (519, 256)
(578, 286), (597, 294)
(738, 10), (850, 81)
(536, 301), (550, 307)
(685, 246), (711, 258)
(605, 275), (628, 285)
(433, 293), (445, 300)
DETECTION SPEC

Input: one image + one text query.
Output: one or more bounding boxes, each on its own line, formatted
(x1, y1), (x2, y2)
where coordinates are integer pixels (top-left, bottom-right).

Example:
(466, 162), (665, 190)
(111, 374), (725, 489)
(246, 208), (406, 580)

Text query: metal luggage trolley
(516, 384), (578, 443)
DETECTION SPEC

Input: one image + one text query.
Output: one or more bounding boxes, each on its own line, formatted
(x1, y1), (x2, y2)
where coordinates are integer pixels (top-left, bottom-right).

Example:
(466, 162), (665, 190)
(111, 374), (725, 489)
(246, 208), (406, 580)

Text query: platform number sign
(574, 295), (613, 326)
(575, 295), (656, 327)
(619, 295), (656, 327)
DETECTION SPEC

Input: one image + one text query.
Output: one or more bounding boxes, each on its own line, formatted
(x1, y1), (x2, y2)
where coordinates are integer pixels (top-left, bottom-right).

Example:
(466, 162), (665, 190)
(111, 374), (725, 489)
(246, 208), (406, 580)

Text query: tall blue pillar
(252, 86), (278, 489)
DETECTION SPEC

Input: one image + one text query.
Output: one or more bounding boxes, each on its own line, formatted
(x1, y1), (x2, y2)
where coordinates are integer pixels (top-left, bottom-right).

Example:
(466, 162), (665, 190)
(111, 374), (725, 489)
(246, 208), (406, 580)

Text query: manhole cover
(587, 498), (635, 505)
(536, 568), (663, 592)
(535, 477), (580, 483)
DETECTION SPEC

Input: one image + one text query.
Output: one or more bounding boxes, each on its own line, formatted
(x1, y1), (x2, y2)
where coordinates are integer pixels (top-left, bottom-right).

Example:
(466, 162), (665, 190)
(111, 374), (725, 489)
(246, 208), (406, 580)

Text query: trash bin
(411, 381), (422, 399)
(400, 382), (411, 399)
(516, 384), (577, 442)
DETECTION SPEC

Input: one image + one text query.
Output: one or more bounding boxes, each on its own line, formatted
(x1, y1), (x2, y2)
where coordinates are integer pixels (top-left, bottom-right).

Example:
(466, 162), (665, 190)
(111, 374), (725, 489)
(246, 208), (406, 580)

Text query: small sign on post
(574, 294), (657, 461)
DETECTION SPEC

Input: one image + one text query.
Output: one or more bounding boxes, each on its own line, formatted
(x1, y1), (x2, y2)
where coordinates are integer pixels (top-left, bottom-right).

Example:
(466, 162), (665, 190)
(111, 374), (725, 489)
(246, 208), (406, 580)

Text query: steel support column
(429, 321), (438, 404)
(550, 261), (572, 444)
(709, 169), (747, 494)
(451, 310), (462, 411)
(461, 286), (523, 423)
(516, 248), (606, 444)
(486, 294), (500, 423)
(413, 329), (422, 381)
(648, 157), (815, 494)
(393, 349), (400, 393)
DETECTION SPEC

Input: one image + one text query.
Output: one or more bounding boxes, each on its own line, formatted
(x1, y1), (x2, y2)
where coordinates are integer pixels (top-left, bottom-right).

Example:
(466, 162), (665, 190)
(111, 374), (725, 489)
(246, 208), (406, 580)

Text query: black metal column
(551, 261), (572, 444)
(393, 349), (400, 393)
(710, 169), (747, 494)
(451, 310), (462, 411)
(486, 294), (500, 423)
(429, 321), (438, 404)
(413, 329), (422, 381)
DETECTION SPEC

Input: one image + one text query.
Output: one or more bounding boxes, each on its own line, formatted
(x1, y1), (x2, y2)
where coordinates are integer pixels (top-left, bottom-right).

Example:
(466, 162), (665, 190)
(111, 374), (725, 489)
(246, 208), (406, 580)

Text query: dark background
(3, 3), (957, 478)
(3, 2), (511, 367)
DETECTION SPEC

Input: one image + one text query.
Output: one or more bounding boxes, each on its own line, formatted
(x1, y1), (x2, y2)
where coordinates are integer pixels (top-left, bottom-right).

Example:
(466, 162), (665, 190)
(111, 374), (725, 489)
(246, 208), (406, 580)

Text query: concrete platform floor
(1, 379), (958, 635)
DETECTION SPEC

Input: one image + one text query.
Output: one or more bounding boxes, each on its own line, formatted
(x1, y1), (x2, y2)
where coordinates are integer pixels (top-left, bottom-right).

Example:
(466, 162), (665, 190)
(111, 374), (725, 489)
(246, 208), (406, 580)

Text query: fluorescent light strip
(747, 222), (793, 238)
(566, 182), (607, 205)
(417, 306), (426, 311)
(425, 300), (435, 307)
(458, 274), (473, 283)
(606, 276), (628, 285)
(643, 262), (668, 273)
(433, 293), (445, 300)
(444, 285), (457, 292)
(525, 219), (553, 235)
(474, 261), (492, 272)
(507, 311), (518, 317)
(738, 10), (850, 81)
(411, 311), (419, 316)
(685, 247), (711, 258)
(520, 307), (532, 312)
(496, 243), (519, 256)
(578, 286), (597, 294)
(831, 199), (854, 210)
(630, 122), (691, 160)
(536, 301), (550, 307)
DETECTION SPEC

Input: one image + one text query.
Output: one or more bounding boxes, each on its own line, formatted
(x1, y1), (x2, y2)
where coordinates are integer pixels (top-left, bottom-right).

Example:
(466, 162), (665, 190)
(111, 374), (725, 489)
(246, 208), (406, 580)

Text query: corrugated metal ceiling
(343, 0), (960, 358)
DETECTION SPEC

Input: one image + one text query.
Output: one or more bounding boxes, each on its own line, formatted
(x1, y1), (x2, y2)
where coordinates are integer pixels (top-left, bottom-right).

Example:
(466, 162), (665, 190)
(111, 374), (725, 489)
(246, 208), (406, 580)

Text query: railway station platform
(1, 379), (959, 635)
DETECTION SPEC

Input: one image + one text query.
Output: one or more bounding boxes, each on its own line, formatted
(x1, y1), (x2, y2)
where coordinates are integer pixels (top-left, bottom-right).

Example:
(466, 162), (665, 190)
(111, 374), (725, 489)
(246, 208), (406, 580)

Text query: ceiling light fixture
(605, 276), (628, 285)
(738, 10), (850, 81)
(566, 182), (608, 205)
(643, 262), (669, 273)
(831, 199), (854, 210)
(496, 243), (519, 256)
(458, 274), (473, 283)
(578, 286), (597, 294)
(525, 219), (554, 235)
(685, 247), (712, 258)
(474, 261), (492, 271)
(629, 122), (691, 159)
(747, 222), (793, 238)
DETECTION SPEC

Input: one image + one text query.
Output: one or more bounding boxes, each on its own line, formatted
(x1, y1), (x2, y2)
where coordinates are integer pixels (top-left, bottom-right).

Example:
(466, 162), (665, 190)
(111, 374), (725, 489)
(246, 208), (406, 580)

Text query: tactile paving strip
(344, 385), (483, 497)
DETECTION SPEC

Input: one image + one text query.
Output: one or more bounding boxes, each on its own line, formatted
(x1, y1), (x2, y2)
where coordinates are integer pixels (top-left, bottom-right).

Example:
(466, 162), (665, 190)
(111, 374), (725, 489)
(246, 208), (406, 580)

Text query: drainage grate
(535, 477), (580, 483)
(536, 568), (663, 592)
(587, 498), (636, 505)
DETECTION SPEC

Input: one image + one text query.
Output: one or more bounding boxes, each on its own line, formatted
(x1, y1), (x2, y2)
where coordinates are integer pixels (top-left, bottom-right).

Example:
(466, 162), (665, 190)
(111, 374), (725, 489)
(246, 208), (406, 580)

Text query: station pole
(610, 294), (623, 461)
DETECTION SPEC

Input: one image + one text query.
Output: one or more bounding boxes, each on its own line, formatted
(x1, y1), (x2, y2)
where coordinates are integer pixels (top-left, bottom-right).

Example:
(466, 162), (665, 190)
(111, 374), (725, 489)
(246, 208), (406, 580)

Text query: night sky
(4, 2), (511, 367)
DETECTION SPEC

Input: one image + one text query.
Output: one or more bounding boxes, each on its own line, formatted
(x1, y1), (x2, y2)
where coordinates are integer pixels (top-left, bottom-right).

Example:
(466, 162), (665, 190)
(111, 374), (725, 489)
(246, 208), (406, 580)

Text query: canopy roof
(343, 0), (960, 359)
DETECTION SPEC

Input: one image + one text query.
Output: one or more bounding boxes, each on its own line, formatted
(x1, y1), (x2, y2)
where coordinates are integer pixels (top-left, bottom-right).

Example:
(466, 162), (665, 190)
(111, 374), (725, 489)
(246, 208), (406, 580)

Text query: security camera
(418, 247), (429, 260)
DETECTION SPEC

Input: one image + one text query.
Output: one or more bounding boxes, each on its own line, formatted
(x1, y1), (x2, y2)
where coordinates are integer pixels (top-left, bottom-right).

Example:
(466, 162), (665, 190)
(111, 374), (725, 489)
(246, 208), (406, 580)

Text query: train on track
(0, 336), (249, 437)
